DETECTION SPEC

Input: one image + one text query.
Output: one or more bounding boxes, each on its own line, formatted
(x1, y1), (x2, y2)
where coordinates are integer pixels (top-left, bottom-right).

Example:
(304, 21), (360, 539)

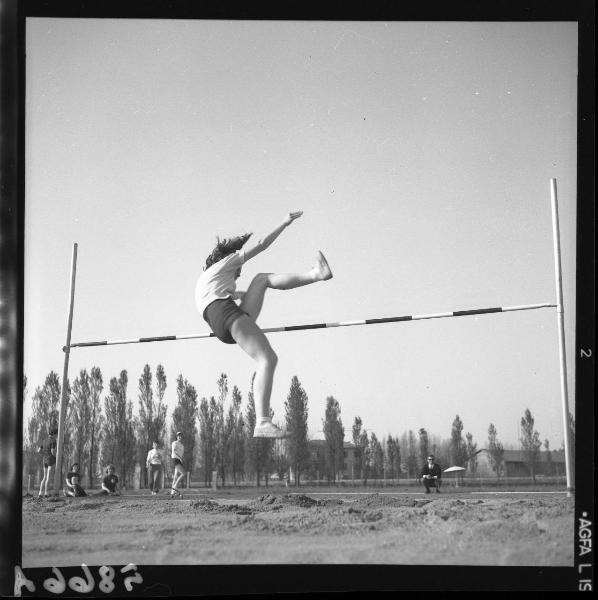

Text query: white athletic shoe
(253, 420), (289, 439)
(314, 251), (333, 281)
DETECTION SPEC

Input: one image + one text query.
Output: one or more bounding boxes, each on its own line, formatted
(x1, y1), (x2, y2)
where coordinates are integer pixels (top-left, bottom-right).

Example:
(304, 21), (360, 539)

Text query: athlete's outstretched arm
(244, 212), (303, 261)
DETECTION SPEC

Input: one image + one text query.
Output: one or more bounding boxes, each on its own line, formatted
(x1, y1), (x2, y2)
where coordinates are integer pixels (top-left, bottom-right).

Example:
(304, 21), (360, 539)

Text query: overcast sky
(24, 19), (578, 450)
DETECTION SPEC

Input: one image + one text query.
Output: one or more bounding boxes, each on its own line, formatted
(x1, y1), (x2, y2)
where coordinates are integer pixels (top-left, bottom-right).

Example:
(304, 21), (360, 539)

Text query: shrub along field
(22, 485), (573, 568)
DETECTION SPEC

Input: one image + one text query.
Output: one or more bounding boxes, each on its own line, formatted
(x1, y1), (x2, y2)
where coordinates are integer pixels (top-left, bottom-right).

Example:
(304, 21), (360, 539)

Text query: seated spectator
(419, 455), (442, 493)
(64, 463), (87, 497)
(99, 464), (120, 496)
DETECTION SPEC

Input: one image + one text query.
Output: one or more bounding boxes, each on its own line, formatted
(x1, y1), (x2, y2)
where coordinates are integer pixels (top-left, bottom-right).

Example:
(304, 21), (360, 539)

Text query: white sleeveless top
(195, 251), (245, 316)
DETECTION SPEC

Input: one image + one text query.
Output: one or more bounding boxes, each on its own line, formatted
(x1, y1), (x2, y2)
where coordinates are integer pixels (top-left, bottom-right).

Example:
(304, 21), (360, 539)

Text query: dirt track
(22, 490), (574, 567)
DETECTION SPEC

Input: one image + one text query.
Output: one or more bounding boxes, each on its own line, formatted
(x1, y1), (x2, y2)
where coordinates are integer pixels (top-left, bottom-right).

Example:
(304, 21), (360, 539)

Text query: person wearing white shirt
(170, 432), (185, 497)
(146, 441), (163, 495)
(195, 212), (332, 439)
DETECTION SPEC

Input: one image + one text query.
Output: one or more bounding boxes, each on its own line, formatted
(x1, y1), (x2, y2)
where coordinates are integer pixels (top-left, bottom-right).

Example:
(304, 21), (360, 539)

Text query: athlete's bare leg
(239, 251), (332, 321)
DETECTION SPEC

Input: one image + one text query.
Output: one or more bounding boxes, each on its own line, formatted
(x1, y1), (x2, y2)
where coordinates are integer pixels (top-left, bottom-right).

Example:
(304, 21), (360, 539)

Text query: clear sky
(24, 19), (578, 450)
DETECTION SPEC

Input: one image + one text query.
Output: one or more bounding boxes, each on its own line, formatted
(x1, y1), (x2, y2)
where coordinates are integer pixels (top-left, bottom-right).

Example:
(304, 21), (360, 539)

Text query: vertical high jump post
(53, 180), (575, 495)
(550, 178), (574, 495)
(54, 243), (77, 494)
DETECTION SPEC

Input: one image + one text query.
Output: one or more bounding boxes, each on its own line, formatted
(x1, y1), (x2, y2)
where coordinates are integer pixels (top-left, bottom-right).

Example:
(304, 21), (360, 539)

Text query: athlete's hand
(284, 211), (303, 226)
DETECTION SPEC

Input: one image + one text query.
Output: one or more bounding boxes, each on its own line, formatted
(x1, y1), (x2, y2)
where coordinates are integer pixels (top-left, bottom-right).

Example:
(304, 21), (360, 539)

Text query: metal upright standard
(550, 178), (574, 494)
(53, 243), (78, 495)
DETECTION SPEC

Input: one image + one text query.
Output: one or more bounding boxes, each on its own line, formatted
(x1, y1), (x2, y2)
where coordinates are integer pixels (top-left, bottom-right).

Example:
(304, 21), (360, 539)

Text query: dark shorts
(203, 298), (248, 344)
(43, 456), (56, 468)
(172, 458), (185, 471)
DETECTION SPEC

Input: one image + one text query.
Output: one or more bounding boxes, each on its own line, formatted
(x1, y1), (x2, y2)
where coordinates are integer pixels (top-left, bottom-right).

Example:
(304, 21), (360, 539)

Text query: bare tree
(101, 371), (136, 488)
(406, 430), (418, 478)
(285, 376), (310, 487)
(369, 433), (384, 479)
(450, 415), (469, 467)
(520, 408), (542, 483)
(225, 386), (245, 485)
(385, 436), (401, 480)
(487, 423), (505, 479)
(544, 438), (553, 476)
(465, 432), (478, 475)
(359, 429), (370, 485)
(68, 369), (92, 482)
(137, 364), (168, 487)
(87, 367), (104, 488)
(418, 428), (429, 467)
(322, 396), (344, 483)
(171, 375), (199, 485)
(198, 396), (216, 486)
(351, 417), (365, 480)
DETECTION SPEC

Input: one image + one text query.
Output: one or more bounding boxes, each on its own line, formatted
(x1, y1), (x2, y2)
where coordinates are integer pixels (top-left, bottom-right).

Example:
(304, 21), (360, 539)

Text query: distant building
(307, 439), (359, 480)
(473, 449), (566, 478)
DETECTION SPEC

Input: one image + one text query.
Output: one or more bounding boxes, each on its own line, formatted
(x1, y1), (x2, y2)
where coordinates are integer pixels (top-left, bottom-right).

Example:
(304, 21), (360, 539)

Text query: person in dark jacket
(64, 463), (87, 497)
(420, 455), (442, 493)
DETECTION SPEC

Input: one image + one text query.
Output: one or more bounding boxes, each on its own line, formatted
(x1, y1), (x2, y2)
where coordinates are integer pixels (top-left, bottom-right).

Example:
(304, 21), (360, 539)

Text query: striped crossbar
(65, 302), (556, 350)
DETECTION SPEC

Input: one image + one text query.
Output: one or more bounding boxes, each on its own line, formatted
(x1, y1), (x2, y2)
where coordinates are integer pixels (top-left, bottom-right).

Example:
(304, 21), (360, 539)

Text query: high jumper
(195, 211), (332, 438)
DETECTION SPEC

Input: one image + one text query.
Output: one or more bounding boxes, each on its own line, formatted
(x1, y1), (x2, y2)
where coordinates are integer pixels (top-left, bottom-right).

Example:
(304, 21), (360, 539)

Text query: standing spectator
(420, 454), (442, 493)
(37, 426), (58, 498)
(146, 441), (163, 495)
(170, 432), (186, 497)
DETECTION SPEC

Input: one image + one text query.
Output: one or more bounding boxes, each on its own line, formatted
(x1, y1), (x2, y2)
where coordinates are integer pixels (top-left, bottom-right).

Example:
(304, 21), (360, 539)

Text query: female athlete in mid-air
(195, 212), (332, 438)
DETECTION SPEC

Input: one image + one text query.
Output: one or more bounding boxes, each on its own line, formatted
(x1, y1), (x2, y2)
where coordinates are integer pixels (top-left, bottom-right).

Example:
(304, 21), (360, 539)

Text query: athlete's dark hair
(204, 233), (252, 270)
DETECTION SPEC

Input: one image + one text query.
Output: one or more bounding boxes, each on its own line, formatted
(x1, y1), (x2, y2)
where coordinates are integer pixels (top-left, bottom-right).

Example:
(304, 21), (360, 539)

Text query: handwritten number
(580, 348), (592, 358)
(43, 567), (66, 595)
(68, 564), (95, 593)
(14, 566), (36, 597)
(16, 564), (141, 596)
(98, 566), (116, 594)
(120, 563), (143, 592)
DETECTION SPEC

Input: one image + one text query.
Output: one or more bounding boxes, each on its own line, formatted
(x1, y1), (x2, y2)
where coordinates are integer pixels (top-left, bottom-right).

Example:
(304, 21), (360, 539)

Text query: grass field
(22, 485), (574, 568)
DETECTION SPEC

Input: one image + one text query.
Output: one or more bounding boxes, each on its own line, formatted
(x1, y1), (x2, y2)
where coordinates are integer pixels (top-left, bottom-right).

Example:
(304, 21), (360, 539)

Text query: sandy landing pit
(22, 491), (574, 567)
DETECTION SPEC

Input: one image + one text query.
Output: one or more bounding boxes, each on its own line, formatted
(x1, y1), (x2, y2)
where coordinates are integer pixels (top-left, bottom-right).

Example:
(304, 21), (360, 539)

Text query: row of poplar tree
(23, 365), (317, 489)
(22, 365), (572, 489)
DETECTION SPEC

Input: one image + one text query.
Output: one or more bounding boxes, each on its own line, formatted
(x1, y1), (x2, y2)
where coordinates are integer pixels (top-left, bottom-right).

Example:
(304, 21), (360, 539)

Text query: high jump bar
(65, 302), (556, 350)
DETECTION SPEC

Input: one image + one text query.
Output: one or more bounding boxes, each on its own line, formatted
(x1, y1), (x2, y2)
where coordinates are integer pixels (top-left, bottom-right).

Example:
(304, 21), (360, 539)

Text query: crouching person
(98, 464), (120, 496)
(64, 463), (87, 497)
(420, 455), (442, 494)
